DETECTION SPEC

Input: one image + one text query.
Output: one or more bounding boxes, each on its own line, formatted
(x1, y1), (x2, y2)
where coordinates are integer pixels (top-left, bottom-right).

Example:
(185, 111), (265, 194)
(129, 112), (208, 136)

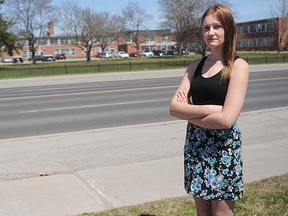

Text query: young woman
(169, 4), (249, 216)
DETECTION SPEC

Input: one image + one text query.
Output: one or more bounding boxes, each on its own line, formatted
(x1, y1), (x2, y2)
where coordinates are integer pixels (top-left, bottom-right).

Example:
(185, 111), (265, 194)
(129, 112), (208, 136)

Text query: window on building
(266, 22), (274, 31)
(250, 24), (257, 33)
(23, 51), (30, 58)
(257, 24), (265, 32)
(70, 38), (78, 44)
(63, 49), (71, 54)
(266, 37), (274, 46)
(70, 49), (76, 55)
(144, 36), (154, 42)
(39, 39), (48, 45)
(258, 38), (265, 46)
(162, 35), (171, 42)
(60, 39), (69, 45)
(236, 40), (242, 48)
(249, 39), (257, 47)
(242, 39), (249, 47)
(51, 39), (59, 45)
(126, 36), (133, 43)
(237, 26), (242, 34)
(95, 47), (102, 53)
(242, 25), (249, 33)
(55, 48), (75, 55)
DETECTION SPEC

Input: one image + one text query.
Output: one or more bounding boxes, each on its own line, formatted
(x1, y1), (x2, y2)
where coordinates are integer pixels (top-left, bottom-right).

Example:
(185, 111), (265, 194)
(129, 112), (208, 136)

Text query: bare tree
(122, 3), (151, 56)
(158, 0), (231, 56)
(271, 0), (288, 59)
(61, 1), (123, 61)
(95, 12), (124, 54)
(158, 0), (202, 55)
(5, 0), (55, 64)
(60, 1), (100, 62)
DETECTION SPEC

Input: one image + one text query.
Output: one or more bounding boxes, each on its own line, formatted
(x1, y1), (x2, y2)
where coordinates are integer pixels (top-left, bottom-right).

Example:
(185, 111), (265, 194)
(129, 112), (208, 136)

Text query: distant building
(3, 17), (288, 59)
(236, 17), (288, 51)
(16, 22), (177, 59)
(117, 29), (177, 53)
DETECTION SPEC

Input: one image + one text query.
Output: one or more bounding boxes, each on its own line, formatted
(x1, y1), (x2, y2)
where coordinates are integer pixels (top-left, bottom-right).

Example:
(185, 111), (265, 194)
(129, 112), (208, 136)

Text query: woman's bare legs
(211, 200), (235, 216)
(193, 197), (235, 216)
(194, 197), (213, 216)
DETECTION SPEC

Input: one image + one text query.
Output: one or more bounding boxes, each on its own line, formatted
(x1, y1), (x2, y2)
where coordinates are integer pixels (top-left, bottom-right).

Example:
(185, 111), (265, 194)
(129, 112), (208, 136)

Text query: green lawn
(0, 51), (287, 79)
(78, 174), (288, 216)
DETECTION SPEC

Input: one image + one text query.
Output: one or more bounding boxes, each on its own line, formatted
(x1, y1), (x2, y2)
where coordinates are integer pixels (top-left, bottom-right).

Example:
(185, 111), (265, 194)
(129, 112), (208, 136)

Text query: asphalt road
(0, 65), (287, 215)
(0, 67), (287, 140)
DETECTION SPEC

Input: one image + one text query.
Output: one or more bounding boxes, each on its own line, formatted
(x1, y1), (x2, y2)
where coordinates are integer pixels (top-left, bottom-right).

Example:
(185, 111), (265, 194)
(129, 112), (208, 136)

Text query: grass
(78, 174), (288, 216)
(0, 55), (199, 79)
(0, 51), (288, 79)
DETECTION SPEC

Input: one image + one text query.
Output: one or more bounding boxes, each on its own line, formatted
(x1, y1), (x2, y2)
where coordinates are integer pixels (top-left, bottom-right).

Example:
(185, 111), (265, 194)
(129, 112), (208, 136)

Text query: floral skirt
(184, 122), (243, 201)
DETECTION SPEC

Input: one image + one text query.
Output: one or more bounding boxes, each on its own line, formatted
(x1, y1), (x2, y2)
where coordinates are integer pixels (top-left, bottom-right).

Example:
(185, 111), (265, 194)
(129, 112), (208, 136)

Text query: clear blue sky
(51, 0), (276, 29)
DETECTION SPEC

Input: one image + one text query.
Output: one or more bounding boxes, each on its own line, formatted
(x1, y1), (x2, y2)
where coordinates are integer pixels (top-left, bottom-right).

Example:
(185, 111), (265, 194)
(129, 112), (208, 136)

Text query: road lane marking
(20, 98), (170, 113)
(1, 76), (287, 101)
(0, 85), (178, 101)
(249, 77), (288, 82)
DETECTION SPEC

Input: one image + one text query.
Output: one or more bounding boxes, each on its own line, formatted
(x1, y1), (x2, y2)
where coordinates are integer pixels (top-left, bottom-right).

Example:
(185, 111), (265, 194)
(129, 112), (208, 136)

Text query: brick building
(236, 17), (288, 51)
(4, 17), (288, 60)
(16, 23), (177, 60)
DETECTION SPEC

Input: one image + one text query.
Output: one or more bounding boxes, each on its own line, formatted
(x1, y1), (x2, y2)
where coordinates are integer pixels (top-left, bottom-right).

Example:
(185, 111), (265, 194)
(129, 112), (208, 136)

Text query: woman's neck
(208, 53), (223, 63)
(209, 48), (223, 61)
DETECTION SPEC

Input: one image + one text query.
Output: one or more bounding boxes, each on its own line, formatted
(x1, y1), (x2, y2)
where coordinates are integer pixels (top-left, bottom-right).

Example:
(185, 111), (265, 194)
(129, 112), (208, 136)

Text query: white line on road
(20, 98), (170, 113)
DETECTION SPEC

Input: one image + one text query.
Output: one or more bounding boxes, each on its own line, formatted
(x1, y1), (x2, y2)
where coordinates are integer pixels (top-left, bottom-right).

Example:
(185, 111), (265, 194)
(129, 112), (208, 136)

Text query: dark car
(13, 57), (24, 63)
(55, 53), (66, 60)
(42, 55), (56, 61)
(153, 50), (165, 56)
(164, 50), (179, 55)
(181, 48), (190, 55)
(28, 55), (44, 61)
(29, 55), (56, 62)
(129, 52), (140, 57)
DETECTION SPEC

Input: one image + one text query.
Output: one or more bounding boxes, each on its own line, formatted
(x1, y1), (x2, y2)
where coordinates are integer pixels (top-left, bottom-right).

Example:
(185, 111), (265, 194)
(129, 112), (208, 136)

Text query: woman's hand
(176, 89), (189, 104)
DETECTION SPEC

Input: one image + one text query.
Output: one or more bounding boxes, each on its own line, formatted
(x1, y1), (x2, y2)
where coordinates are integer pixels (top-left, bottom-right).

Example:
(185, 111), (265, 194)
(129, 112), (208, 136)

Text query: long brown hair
(201, 4), (237, 83)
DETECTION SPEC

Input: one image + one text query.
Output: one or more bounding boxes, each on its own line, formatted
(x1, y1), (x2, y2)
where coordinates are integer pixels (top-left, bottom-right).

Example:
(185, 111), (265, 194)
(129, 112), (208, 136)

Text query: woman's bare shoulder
(231, 57), (249, 78)
(234, 57), (249, 69)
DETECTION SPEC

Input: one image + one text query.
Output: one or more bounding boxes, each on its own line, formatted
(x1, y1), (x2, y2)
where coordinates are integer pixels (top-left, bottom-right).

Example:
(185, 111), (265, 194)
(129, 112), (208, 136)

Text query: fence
(0, 55), (287, 79)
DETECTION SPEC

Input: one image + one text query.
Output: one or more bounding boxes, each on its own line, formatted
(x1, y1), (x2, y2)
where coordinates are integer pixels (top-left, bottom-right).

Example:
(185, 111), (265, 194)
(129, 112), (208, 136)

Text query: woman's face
(202, 14), (225, 49)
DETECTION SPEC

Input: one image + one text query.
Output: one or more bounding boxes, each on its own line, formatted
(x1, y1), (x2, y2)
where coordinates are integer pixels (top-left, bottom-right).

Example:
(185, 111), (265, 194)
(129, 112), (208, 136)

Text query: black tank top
(189, 56), (229, 105)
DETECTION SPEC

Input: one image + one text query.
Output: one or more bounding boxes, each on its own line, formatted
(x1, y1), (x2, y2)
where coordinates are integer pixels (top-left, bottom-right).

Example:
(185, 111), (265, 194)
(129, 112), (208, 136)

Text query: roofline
(236, 17), (279, 25)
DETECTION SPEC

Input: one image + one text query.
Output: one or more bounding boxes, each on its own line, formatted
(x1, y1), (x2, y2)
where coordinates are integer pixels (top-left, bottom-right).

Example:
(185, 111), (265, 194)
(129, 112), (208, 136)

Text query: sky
(50, 0), (276, 31)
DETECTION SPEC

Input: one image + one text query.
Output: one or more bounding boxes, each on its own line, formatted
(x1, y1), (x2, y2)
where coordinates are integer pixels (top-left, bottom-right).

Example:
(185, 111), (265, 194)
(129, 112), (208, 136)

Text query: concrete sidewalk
(0, 107), (287, 216)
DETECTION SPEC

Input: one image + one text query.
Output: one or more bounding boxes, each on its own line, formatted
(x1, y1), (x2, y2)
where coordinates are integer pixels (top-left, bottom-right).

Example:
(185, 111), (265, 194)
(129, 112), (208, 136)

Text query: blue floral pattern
(184, 122), (243, 200)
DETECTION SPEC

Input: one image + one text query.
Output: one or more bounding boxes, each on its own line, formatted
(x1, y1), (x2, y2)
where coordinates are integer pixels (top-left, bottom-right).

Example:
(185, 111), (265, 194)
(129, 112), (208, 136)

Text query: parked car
(153, 50), (165, 57)
(114, 51), (129, 58)
(164, 50), (179, 55)
(13, 56), (23, 63)
(42, 55), (56, 61)
(55, 53), (66, 60)
(1, 56), (13, 63)
(141, 50), (154, 57)
(181, 48), (190, 55)
(129, 52), (140, 57)
(29, 55), (56, 62)
(28, 55), (44, 61)
(95, 52), (103, 58)
(96, 52), (114, 59)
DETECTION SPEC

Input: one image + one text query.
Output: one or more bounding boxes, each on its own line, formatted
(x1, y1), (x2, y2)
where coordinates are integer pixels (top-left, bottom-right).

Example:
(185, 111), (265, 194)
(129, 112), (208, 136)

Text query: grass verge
(78, 174), (288, 216)
(0, 51), (287, 79)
